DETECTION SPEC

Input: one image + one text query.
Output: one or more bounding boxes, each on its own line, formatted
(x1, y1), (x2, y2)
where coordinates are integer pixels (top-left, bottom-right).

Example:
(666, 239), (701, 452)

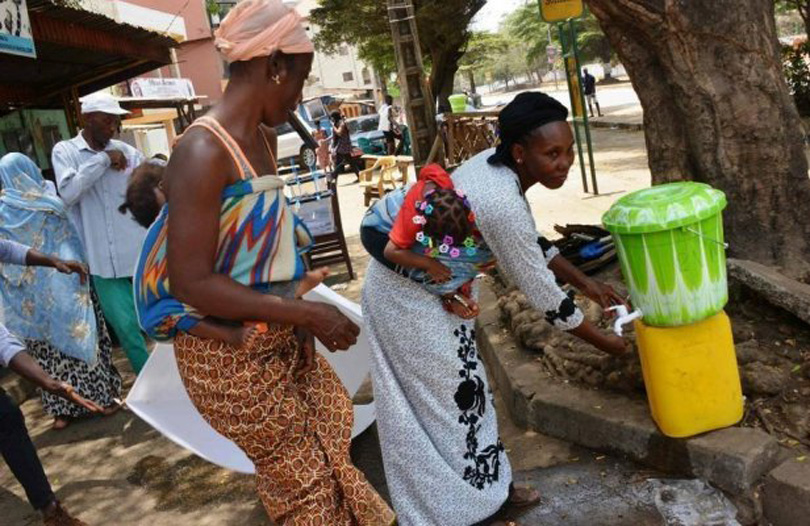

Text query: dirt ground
(1, 126), (662, 525)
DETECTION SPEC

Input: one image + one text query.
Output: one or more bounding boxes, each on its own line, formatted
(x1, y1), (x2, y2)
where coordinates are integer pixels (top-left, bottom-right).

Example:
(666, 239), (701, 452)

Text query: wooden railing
(431, 111), (501, 169)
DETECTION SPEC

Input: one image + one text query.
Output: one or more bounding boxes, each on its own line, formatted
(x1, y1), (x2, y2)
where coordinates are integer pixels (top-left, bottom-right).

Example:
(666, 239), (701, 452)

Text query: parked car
(274, 111), (318, 169)
(345, 114), (411, 155)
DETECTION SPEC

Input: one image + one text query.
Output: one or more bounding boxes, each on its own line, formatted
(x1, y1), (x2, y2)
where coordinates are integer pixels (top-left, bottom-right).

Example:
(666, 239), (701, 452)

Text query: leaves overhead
(309, 0), (485, 91)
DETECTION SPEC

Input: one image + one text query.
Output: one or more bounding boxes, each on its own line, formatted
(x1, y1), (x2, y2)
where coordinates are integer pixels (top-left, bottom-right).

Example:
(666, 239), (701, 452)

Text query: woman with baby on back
(130, 1), (395, 524)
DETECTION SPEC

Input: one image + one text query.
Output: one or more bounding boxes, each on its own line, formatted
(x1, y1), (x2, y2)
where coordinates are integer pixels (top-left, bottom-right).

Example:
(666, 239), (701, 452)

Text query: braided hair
(421, 188), (474, 245)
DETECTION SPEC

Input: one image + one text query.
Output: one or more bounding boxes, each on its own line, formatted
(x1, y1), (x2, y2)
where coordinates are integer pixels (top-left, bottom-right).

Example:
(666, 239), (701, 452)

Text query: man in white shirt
(378, 94), (403, 155)
(51, 93), (150, 374)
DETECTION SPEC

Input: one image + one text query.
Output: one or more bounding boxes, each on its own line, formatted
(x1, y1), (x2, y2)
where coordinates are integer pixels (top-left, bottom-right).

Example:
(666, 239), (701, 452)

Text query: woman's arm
(469, 175), (626, 355)
(165, 130), (358, 351)
(547, 253), (627, 309)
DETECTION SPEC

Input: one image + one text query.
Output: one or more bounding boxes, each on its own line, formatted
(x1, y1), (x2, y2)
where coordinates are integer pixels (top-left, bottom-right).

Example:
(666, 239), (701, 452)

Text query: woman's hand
(599, 334), (629, 356)
(306, 303), (360, 352)
(581, 278), (626, 309)
(569, 319), (629, 357)
(46, 381), (105, 413)
(425, 259), (452, 283)
(51, 258), (89, 285)
(294, 327), (317, 378)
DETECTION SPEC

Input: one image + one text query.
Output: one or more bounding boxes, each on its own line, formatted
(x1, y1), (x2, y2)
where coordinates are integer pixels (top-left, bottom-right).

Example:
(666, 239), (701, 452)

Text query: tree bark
(430, 47), (463, 113)
(467, 69), (477, 94)
(588, 0), (810, 276)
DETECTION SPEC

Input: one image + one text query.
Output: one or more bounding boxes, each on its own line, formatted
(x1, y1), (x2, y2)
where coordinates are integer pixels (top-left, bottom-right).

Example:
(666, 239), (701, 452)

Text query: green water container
(449, 94), (467, 113)
(602, 182), (728, 327)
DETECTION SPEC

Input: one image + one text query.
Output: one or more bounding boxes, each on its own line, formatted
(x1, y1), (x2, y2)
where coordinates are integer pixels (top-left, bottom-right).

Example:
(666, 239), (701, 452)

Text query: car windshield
(347, 116), (379, 134)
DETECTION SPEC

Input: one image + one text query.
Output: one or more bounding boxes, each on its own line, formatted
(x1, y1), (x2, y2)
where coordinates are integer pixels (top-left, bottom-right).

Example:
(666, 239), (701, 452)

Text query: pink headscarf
(214, 0), (314, 63)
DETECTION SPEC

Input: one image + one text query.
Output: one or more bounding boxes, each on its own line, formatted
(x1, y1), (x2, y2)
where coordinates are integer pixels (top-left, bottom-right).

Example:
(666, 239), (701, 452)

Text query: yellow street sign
(538, 0), (584, 23)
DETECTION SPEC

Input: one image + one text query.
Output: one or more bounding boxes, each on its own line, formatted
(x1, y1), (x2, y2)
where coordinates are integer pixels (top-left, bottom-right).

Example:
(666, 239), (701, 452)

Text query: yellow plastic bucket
(634, 311), (743, 438)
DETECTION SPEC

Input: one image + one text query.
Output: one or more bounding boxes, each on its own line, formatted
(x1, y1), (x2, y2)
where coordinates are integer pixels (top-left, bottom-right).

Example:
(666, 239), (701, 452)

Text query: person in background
(313, 119), (333, 173)
(378, 94), (403, 156)
(51, 93), (151, 375)
(0, 153), (122, 430)
(330, 110), (362, 182)
(0, 237), (102, 526)
(582, 68), (602, 118)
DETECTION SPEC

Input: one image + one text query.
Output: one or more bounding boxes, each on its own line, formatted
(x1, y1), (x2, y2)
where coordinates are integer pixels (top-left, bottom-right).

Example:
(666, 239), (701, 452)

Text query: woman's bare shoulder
(165, 126), (232, 189)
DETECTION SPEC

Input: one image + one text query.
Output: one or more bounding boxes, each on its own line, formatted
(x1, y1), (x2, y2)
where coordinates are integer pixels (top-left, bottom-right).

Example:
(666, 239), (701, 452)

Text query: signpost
(0, 0), (36, 59)
(537, 0), (598, 194)
(538, 0), (584, 23)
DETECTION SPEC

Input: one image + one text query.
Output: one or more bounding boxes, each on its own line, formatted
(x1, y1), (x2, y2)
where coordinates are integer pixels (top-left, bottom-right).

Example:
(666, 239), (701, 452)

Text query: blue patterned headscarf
(0, 153), (98, 364)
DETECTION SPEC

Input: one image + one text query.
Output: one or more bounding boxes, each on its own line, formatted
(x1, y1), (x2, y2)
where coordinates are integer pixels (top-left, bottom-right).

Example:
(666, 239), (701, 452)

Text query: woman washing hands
(362, 91), (629, 526)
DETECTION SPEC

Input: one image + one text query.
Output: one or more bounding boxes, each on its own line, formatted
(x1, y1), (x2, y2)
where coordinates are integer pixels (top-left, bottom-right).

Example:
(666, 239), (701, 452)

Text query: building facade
(293, 0), (378, 98)
(80, 0), (224, 104)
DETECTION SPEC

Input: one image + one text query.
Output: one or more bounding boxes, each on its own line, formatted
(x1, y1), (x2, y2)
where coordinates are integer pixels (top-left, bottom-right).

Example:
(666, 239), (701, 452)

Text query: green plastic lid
(602, 182), (727, 235)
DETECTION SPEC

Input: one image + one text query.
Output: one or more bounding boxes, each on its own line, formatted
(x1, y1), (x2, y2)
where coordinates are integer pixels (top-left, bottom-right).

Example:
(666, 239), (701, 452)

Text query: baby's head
(421, 188), (474, 247)
(119, 161), (166, 228)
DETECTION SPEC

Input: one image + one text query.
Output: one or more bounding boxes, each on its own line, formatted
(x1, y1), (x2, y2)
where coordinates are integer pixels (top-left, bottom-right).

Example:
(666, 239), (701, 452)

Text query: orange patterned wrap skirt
(174, 325), (395, 525)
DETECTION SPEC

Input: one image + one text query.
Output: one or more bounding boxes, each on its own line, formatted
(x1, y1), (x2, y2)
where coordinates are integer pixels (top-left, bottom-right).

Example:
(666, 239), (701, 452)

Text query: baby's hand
(426, 260), (452, 283)
(52, 258), (89, 285)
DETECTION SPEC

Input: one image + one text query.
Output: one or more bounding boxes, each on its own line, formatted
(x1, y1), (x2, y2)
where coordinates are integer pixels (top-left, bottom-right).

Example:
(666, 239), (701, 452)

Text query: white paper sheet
(126, 284), (375, 474)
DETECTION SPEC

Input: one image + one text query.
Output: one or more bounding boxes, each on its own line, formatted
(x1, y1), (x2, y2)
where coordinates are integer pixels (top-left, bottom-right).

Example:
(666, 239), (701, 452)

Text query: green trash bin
(449, 94), (467, 113)
(602, 182), (728, 327)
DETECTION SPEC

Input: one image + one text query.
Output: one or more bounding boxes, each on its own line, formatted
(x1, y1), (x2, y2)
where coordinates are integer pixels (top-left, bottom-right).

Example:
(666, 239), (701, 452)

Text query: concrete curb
(728, 258), (810, 326)
(475, 281), (780, 498)
(590, 119), (644, 132)
(763, 459), (810, 526)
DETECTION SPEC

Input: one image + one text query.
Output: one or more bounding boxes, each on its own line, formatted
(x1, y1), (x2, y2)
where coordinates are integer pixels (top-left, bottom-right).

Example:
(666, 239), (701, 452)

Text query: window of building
(362, 67), (372, 85)
(343, 72), (354, 82)
(209, 1), (238, 28)
(339, 45), (350, 56)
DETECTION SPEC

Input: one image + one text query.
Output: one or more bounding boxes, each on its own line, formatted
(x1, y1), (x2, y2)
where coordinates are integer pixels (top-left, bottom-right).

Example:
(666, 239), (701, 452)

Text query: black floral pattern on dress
(544, 289), (578, 326)
(536, 236), (555, 258)
(454, 324), (504, 490)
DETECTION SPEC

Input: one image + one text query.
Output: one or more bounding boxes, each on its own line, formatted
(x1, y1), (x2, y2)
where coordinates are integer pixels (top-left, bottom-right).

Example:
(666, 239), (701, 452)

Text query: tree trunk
(467, 69), (477, 94)
(587, 0), (810, 276)
(602, 61), (613, 80)
(430, 47), (463, 113)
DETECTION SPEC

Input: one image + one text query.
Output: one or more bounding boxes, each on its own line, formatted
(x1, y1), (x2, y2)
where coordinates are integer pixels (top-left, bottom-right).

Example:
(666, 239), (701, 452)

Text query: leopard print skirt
(174, 325), (394, 526)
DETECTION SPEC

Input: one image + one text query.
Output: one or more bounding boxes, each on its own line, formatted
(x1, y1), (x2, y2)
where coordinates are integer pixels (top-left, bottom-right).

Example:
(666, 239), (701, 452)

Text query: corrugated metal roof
(1, 0), (177, 111)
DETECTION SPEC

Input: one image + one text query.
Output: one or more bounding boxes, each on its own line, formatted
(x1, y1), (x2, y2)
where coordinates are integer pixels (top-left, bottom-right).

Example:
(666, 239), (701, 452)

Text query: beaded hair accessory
(413, 188), (478, 259)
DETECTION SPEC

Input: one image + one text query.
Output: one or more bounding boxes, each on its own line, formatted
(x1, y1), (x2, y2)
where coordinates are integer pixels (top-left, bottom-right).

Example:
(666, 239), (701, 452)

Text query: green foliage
(776, 0), (810, 36)
(310, 0), (485, 94)
(503, 2), (551, 64)
(459, 32), (509, 72)
(782, 42), (810, 116)
(205, 0), (222, 17)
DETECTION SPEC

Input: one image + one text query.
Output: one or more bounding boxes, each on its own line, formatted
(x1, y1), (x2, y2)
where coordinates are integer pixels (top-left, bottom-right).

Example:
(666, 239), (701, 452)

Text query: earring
(517, 158), (524, 164)
(272, 75), (281, 85)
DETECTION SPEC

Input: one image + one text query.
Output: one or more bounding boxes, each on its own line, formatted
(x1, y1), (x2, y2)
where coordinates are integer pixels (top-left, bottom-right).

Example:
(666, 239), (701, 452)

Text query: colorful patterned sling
(134, 116), (313, 340)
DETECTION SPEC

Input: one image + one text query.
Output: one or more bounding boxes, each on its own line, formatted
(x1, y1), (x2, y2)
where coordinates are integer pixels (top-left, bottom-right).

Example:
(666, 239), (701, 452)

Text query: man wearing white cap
(51, 92), (150, 374)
